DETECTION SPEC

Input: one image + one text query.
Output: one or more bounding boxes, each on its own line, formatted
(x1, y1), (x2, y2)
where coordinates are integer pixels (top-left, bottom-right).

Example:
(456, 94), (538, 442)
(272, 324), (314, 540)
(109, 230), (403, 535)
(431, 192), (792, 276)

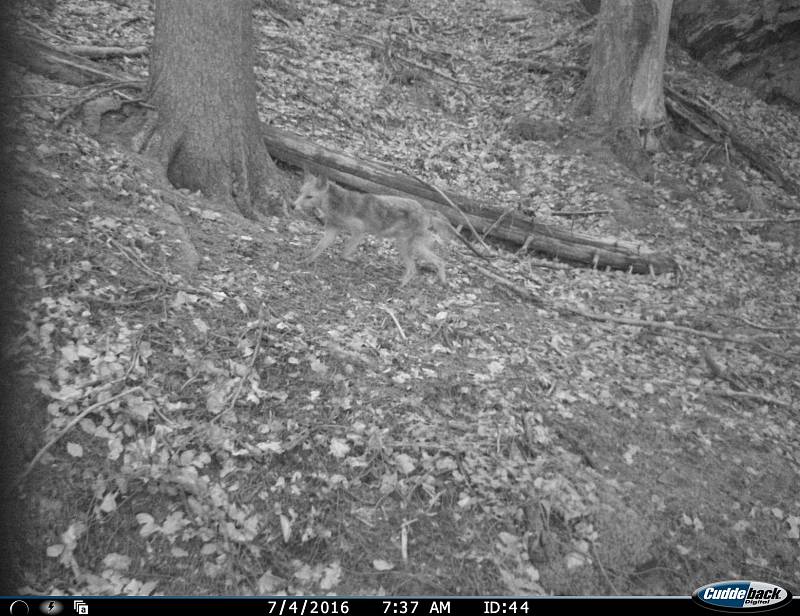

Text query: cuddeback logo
(692, 580), (793, 612)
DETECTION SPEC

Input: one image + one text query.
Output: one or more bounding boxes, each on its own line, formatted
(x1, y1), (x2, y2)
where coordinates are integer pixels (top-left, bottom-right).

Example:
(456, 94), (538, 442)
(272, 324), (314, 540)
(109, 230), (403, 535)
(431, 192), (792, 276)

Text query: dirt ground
(3, 0), (799, 597)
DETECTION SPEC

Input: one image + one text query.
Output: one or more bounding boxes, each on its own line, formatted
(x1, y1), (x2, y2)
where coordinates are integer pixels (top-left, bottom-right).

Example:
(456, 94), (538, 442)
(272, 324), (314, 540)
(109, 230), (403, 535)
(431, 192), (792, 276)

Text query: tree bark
(148, 0), (281, 218)
(576, 0), (673, 153)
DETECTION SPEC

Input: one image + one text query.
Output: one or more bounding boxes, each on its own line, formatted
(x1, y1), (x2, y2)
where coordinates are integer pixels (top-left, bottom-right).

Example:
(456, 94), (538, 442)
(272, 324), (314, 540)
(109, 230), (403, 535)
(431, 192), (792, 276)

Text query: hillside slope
(4, 0), (799, 596)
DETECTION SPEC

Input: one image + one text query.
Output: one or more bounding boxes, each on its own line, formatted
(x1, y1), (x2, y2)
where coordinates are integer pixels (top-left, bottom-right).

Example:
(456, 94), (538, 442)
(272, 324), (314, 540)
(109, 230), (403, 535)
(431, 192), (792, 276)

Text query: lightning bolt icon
(47, 603), (54, 614)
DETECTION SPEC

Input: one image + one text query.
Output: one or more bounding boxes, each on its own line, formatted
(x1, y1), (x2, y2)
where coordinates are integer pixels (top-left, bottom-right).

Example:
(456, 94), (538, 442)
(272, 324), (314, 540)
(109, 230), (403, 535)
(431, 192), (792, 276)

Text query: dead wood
(348, 33), (477, 88)
(559, 304), (765, 346)
(21, 32), (789, 276)
(55, 81), (144, 128)
(718, 216), (800, 224)
(7, 34), (130, 86)
(704, 387), (792, 409)
(665, 85), (800, 196)
(406, 171), (491, 256)
(514, 54), (798, 198)
(467, 262), (544, 304)
(12, 385), (142, 489)
(63, 44), (148, 59)
(263, 124), (677, 274)
(523, 16), (596, 49)
(551, 209), (611, 217)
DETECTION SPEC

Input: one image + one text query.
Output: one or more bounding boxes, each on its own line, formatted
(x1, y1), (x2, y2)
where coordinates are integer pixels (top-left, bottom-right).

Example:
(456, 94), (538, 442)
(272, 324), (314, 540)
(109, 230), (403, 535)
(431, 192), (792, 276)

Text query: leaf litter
(6, 0), (800, 598)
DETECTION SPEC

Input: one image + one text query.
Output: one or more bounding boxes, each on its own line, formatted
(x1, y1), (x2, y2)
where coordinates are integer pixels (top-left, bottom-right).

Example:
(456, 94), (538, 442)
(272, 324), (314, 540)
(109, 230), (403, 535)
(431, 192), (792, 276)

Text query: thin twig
(265, 9), (293, 28)
(107, 237), (167, 281)
(19, 17), (74, 45)
(213, 307), (267, 422)
(591, 542), (619, 595)
(527, 256), (571, 271)
(12, 386), (142, 489)
(409, 173), (491, 253)
(39, 373), (127, 404)
(704, 387), (793, 409)
(736, 316), (799, 332)
(55, 80), (144, 127)
(522, 60), (586, 74)
(717, 216), (800, 224)
(551, 209), (611, 217)
(10, 91), (74, 99)
(40, 52), (124, 81)
(704, 348), (747, 391)
(469, 262), (543, 304)
(522, 16), (596, 47)
(560, 305), (760, 346)
(350, 33), (478, 88)
(481, 206), (515, 242)
(498, 14), (529, 23)
(114, 16), (144, 31)
(380, 306), (407, 341)
(755, 341), (800, 362)
(398, 55), (477, 88)
(515, 235), (534, 256)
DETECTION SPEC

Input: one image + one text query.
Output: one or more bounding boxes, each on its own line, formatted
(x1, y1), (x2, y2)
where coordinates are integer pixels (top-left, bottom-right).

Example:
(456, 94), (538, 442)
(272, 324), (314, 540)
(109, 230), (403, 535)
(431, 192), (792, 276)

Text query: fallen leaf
(102, 553), (131, 570)
(395, 453), (415, 474)
(319, 561), (342, 590)
(373, 559), (394, 571)
(280, 514), (292, 543)
(329, 438), (350, 459)
(257, 571), (284, 594)
(99, 492), (117, 513)
(66, 442), (83, 458)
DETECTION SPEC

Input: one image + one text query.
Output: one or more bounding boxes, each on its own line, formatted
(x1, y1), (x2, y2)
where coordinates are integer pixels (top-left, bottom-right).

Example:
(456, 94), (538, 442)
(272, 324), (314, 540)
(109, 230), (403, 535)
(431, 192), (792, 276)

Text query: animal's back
(328, 184), (430, 236)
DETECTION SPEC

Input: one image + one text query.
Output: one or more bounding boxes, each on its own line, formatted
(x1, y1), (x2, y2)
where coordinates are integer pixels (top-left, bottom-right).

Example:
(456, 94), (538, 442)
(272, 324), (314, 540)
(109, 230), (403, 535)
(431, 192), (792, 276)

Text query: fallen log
(7, 32), (675, 275)
(520, 58), (800, 197)
(263, 125), (677, 274)
(665, 85), (800, 196)
(6, 34), (129, 86)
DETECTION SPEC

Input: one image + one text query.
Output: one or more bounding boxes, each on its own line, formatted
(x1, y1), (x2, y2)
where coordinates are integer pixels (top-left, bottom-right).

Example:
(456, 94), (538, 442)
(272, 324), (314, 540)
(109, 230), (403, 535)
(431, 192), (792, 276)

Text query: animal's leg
(413, 239), (447, 283)
(341, 231), (365, 261)
(396, 238), (417, 286)
(304, 228), (338, 263)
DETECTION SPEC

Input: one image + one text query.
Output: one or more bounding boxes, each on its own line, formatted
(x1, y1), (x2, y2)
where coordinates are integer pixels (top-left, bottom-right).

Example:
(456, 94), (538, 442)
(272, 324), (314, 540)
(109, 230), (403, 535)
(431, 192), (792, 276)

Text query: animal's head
(292, 170), (330, 215)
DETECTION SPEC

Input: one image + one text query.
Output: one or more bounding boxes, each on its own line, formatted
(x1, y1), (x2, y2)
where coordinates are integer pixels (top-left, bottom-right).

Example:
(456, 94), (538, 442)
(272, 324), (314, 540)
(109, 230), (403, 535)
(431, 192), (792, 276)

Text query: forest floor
(4, 0), (800, 596)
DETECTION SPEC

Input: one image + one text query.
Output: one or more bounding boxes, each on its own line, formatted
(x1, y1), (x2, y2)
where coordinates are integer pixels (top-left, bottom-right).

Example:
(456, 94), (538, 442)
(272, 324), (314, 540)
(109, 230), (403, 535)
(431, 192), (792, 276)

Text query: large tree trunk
(576, 0), (673, 153)
(148, 0), (281, 218)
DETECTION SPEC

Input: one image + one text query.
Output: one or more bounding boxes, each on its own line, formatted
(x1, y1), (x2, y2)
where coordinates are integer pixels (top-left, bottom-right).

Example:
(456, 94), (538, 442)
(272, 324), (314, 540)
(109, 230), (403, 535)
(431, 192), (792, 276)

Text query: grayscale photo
(0, 0), (797, 605)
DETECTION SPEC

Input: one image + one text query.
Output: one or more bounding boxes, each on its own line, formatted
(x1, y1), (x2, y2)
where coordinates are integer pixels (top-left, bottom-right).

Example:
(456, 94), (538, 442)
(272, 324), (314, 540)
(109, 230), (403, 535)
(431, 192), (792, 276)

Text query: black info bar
(6, 596), (775, 616)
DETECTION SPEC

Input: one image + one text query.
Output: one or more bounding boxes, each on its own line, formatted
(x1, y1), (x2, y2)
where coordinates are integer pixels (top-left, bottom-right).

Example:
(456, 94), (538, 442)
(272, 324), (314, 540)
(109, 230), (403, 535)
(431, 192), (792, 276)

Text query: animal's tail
(429, 212), (451, 238)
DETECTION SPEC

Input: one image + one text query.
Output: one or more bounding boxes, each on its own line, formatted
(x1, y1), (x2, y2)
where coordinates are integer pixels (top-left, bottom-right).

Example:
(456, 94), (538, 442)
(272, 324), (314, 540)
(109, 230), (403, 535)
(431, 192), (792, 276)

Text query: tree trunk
(576, 0), (673, 154)
(148, 0), (281, 218)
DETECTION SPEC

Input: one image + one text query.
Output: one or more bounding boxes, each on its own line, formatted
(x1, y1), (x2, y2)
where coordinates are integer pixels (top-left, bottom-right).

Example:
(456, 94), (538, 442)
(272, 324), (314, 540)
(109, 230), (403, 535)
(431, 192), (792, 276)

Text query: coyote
(293, 171), (448, 286)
